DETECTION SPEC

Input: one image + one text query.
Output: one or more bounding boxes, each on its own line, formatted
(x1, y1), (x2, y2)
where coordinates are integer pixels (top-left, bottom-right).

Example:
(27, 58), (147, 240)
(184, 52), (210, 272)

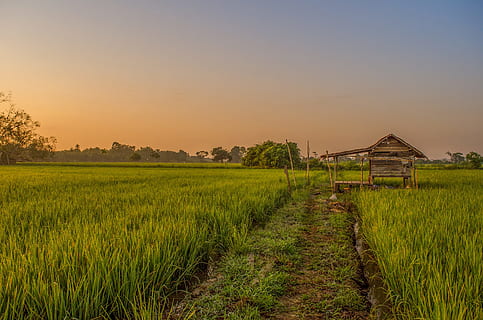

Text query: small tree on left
(0, 92), (56, 164)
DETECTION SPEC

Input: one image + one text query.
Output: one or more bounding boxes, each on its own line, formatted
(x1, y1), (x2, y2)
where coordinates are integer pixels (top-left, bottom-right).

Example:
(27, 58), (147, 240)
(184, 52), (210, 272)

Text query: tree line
(53, 144), (249, 163)
(0, 92), (305, 167)
(52, 142), (304, 167)
(1, 92), (481, 168)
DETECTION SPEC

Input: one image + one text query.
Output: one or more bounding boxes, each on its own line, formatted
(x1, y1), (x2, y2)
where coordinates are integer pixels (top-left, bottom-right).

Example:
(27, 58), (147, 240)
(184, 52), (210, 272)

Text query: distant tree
(111, 141), (135, 153)
(308, 157), (321, 168)
(0, 92), (56, 164)
(177, 150), (189, 162)
(242, 140), (300, 168)
(137, 146), (156, 161)
(110, 141), (136, 161)
(130, 152), (141, 161)
(150, 152), (160, 159)
(211, 147), (231, 163)
(158, 150), (178, 162)
(229, 146), (246, 163)
(466, 152), (482, 169)
(196, 150), (209, 159)
(446, 151), (465, 164)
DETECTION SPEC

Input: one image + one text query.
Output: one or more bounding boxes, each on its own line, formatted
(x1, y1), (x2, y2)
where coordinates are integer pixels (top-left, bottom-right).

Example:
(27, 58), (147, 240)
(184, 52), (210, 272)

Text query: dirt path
(174, 190), (373, 319)
(271, 193), (371, 319)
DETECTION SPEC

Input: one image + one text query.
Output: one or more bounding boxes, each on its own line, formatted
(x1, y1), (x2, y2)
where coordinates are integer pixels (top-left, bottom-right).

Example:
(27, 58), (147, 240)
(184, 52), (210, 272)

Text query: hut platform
(335, 181), (371, 186)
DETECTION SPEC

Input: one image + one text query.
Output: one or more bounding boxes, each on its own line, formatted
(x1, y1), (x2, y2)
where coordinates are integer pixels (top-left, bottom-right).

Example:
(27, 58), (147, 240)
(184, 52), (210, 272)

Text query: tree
(177, 150), (189, 162)
(111, 141), (135, 153)
(130, 152), (141, 161)
(138, 146), (157, 161)
(229, 146), (246, 163)
(242, 140), (301, 168)
(446, 151), (465, 164)
(466, 152), (482, 169)
(150, 152), (160, 159)
(196, 150), (209, 159)
(211, 147), (231, 163)
(110, 141), (135, 161)
(0, 92), (56, 164)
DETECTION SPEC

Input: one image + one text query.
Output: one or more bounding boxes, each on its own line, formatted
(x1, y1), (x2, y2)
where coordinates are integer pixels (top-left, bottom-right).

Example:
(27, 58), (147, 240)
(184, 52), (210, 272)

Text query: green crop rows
(354, 170), (482, 320)
(0, 165), (290, 319)
(2, 164), (481, 320)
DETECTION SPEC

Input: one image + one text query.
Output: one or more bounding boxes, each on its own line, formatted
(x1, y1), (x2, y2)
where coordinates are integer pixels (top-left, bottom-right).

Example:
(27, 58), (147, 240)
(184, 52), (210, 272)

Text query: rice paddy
(354, 170), (483, 320)
(0, 164), (291, 319)
(1, 164), (481, 320)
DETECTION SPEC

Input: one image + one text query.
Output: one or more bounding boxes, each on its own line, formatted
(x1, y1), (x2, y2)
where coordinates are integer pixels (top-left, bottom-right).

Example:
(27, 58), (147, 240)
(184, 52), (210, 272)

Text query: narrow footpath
(174, 190), (373, 319)
(271, 192), (371, 319)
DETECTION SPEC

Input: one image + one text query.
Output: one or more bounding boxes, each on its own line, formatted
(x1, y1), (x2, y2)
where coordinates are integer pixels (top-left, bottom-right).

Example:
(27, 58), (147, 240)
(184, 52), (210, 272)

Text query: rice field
(2, 164), (481, 319)
(0, 164), (291, 319)
(354, 170), (483, 320)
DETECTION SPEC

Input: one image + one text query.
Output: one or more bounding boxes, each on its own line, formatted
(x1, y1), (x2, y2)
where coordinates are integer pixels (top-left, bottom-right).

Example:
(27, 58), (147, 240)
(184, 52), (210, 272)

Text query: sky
(1, 0), (482, 159)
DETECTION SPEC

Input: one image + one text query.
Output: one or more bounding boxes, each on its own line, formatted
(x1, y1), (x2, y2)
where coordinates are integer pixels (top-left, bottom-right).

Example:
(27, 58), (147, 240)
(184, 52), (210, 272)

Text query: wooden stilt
(368, 158), (373, 184)
(286, 140), (297, 188)
(306, 140), (310, 185)
(325, 151), (334, 192)
(334, 156), (338, 188)
(411, 158), (416, 188)
(414, 159), (419, 189)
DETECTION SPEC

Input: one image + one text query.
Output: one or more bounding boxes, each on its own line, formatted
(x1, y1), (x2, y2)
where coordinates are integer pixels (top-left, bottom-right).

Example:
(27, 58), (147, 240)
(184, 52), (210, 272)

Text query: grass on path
(175, 189), (371, 319)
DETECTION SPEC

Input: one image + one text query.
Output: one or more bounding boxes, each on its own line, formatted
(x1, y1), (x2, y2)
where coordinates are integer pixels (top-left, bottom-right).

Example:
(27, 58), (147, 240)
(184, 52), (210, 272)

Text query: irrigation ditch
(353, 220), (393, 319)
(344, 201), (394, 319)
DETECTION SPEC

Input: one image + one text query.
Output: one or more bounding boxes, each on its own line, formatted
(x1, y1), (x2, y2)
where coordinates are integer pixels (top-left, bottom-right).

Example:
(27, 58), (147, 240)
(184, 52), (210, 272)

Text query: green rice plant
(20, 162), (244, 169)
(354, 170), (483, 320)
(0, 165), (298, 319)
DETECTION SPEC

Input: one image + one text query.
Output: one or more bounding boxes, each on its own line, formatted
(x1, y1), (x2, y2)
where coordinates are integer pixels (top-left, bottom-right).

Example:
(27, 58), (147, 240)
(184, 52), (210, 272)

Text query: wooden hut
(322, 134), (427, 190)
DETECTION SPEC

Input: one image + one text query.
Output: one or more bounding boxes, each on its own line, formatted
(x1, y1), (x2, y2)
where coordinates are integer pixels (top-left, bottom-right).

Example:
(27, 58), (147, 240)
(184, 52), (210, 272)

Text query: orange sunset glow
(1, 1), (482, 158)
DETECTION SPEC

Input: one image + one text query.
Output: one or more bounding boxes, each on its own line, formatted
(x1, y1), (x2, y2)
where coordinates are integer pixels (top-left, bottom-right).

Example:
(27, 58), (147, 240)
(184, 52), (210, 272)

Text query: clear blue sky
(1, 0), (482, 158)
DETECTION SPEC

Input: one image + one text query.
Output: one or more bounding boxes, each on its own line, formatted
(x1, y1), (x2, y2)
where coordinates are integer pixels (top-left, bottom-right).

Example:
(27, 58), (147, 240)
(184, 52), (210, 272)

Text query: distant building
(322, 133), (427, 189)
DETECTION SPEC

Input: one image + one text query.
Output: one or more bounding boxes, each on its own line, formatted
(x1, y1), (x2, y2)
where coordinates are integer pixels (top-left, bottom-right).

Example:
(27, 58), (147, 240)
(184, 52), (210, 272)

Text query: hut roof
(321, 133), (427, 159)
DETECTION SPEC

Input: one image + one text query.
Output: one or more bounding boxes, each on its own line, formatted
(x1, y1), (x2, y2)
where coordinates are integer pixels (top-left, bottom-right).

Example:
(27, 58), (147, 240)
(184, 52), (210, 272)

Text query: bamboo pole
(414, 158), (419, 189)
(306, 140), (310, 185)
(334, 156), (338, 188)
(286, 139), (297, 187)
(411, 158), (416, 188)
(325, 150), (334, 192)
(284, 165), (291, 193)
(368, 157), (372, 184)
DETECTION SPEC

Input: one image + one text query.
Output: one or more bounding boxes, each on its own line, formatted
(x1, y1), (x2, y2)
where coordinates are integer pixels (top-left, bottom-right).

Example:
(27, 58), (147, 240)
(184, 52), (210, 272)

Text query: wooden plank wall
(370, 160), (411, 177)
(370, 137), (413, 177)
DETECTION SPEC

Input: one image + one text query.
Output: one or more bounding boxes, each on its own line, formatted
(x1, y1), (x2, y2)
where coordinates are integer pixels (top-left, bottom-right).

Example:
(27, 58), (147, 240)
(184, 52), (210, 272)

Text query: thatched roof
(321, 133), (427, 159)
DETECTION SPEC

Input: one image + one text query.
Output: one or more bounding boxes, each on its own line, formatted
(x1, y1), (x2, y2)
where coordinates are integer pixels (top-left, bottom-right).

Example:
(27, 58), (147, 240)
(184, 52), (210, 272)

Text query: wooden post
(306, 140), (310, 185)
(325, 150), (334, 192)
(411, 158), (415, 188)
(414, 158), (419, 189)
(284, 165), (291, 193)
(286, 139), (297, 188)
(334, 156), (338, 186)
(368, 157), (373, 184)
(360, 157), (364, 189)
